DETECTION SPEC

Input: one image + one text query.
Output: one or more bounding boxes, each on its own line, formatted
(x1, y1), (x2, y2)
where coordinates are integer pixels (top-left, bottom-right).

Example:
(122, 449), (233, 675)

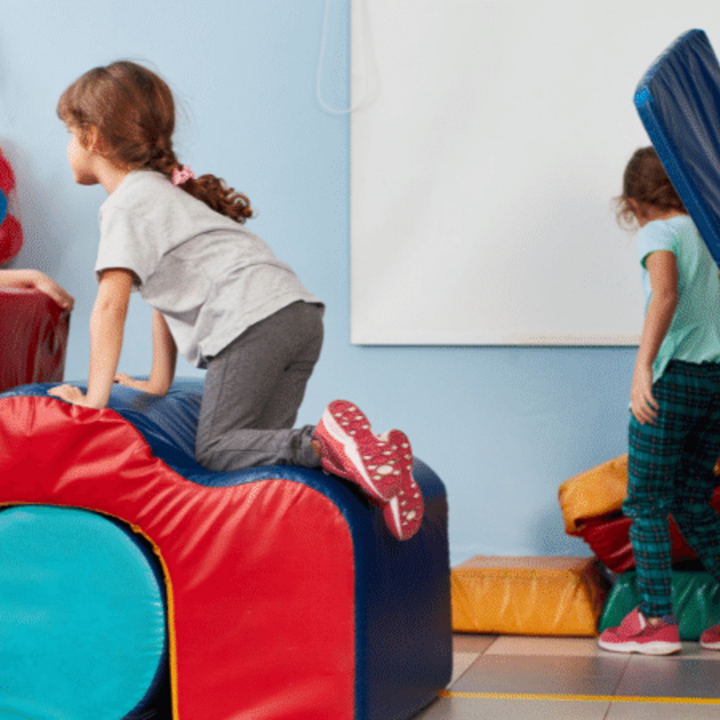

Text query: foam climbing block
(0, 380), (452, 720)
(0, 289), (69, 393)
(559, 455), (720, 572)
(451, 556), (607, 637)
(599, 570), (720, 641)
(635, 29), (720, 266)
(558, 455), (629, 536)
(578, 511), (716, 575)
(0, 505), (166, 719)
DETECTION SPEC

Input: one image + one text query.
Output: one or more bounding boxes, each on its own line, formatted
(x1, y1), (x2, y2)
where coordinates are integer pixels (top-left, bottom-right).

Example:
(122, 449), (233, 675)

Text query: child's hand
(48, 384), (102, 408)
(0, 269), (74, 311)
(114, 373), (168, 396)
(33, 273), (74, 312)
(630, 365), (658, 425)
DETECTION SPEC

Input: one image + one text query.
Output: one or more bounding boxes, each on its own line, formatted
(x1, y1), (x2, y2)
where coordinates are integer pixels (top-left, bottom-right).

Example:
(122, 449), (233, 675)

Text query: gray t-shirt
(95, 170), (321, 368)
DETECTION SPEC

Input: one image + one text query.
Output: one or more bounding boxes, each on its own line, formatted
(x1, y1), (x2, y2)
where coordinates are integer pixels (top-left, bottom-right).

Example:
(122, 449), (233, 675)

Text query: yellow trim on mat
(441, 690), (720, 705)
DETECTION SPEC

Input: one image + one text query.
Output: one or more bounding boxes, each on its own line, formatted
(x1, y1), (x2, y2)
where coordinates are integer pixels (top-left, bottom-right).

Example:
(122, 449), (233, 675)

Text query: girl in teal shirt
(600, 147), (720, 655)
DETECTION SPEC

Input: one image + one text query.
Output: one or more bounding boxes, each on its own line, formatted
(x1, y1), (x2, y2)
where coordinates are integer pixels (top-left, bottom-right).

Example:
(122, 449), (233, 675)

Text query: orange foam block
(451, 556), (608, 637)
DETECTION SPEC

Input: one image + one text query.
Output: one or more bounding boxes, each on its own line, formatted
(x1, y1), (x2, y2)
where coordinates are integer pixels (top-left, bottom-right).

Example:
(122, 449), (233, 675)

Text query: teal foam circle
(0, 506), (167, 719)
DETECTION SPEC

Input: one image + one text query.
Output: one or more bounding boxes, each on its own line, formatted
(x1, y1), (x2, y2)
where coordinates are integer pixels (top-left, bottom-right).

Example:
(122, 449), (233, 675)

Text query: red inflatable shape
(0, 397), (356, 720)
(0, 289), (69, 393)
(579, 486), (720, 574)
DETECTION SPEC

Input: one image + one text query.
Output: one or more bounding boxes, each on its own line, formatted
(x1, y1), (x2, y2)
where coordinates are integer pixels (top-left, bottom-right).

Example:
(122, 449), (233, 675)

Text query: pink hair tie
(172, 166), (195, 186)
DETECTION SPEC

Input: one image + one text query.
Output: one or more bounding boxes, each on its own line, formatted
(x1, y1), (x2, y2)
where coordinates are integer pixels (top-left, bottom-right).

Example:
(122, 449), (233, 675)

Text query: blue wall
(0, 1), (636, 564)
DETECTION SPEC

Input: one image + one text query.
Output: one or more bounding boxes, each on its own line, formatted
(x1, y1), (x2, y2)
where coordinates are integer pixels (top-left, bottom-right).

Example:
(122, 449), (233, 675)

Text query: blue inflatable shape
(0, 506), (167, 719)
(0, 189), (6, 226)
(635, 29), (720, 267)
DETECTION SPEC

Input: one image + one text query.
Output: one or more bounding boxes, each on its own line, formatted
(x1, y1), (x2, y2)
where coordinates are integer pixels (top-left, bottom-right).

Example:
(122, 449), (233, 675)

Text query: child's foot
(379, 430), (424, 541)
(598, 607), (681, 655)
(701, 622), (720, 650)
(313, 401), (424, 540)
(314, 400), (404, 501)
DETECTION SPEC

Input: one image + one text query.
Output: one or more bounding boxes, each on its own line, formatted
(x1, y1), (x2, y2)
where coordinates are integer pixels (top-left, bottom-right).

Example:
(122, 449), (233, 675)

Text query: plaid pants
(625, 360), (720, 618)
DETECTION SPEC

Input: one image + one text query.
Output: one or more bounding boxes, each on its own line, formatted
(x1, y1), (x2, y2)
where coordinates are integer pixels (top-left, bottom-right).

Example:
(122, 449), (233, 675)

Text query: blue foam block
(635, 29), (720, 266)
(0, 506), (166, 720)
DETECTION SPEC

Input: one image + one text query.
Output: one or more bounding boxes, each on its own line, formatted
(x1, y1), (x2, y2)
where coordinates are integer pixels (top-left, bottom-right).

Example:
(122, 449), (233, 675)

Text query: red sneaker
(598, 608), (681, 655)
(380, 430), (424, 541)
(700, 622), (720, 650)
(314, 400), (403, 501)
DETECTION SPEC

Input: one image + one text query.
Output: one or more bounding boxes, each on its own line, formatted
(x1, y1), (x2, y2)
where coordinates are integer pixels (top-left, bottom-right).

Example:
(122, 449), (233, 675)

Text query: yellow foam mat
(558, 455), (628, 536)
(451, 556), (607, 637)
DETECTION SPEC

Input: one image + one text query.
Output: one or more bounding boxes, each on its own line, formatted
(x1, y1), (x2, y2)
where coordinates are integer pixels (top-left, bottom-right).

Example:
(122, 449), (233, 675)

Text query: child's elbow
(92, 294), (130, 323)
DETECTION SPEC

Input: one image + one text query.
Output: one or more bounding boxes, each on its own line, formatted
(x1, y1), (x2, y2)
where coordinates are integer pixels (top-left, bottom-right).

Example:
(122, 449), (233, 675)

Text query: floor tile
(424, 634), (720, 720)
(450, 652), (482, 686)
(681, 644), (720, 661)
(606, 700), (720, 719)
(451, 654), (629, 696)
(485, 635), (601, 656)
(414, 696), (610, 720)
(452, 633), (497, 654)
(616, 656), (720, 699)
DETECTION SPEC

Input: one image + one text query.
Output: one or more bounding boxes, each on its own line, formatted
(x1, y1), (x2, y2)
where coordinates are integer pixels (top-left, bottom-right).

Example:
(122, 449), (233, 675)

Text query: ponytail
(147, 151), (253, 223)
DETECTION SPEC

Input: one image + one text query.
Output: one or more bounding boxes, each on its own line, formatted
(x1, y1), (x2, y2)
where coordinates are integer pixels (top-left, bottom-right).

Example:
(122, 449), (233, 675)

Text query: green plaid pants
(625, 360), (720, 618)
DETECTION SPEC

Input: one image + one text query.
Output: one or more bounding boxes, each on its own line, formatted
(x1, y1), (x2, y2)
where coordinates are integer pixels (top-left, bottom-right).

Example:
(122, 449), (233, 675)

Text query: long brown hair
(616, 146), (685, 229)
(57, 61), (253, 223)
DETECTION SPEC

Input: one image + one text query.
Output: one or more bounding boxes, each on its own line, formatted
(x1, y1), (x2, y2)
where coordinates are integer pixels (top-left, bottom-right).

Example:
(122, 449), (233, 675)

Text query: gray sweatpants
(195, 301), (324, 471)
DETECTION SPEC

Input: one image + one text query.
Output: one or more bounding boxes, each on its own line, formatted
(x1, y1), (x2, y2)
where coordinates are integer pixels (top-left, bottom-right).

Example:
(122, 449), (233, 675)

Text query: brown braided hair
(57, 61), (253, 223)
(616, 146), (685, 229)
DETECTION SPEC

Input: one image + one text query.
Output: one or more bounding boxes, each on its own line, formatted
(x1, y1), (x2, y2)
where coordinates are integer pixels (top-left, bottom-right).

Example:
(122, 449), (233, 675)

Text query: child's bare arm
(115, 309), (177, 395)
(49, 268), (133, 408)
(630, 250), (678, 425)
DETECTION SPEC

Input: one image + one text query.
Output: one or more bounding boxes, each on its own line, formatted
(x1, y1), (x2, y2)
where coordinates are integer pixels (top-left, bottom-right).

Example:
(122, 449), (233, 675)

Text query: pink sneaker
(380, 430), (424, 541)
(598, 608), (681, 655)
(700, 622), (720, 650)
(314, 400), (404, 502)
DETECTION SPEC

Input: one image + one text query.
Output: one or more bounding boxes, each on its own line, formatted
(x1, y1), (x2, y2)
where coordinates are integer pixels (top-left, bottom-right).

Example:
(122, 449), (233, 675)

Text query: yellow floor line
(440, 690), (720, 705)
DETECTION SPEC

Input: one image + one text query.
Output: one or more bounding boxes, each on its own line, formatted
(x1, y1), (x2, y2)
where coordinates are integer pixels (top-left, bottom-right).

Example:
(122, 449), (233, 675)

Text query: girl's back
(637, 214), (720, 377)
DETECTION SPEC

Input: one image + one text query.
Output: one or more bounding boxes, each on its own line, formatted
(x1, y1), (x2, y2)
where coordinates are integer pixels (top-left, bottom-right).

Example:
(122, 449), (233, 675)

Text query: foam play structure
(0, 288), (69, 393)
(559, 455), (720, 574)
(634, 28), (720, 269)
(451, 555), (608, 637)
(0, 379), (452, 720)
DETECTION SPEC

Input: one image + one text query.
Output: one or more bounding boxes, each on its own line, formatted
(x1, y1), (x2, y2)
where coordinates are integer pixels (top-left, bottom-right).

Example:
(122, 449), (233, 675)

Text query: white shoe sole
(598, 638), (681, 655)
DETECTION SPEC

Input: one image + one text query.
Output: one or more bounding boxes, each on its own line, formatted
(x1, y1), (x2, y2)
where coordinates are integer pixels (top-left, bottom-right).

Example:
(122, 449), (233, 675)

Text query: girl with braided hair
(50, 60), (424, 541)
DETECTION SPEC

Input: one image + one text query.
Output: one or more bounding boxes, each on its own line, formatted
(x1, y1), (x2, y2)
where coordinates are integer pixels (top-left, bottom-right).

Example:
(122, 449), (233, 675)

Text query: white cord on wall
(316, 0), (368, 115)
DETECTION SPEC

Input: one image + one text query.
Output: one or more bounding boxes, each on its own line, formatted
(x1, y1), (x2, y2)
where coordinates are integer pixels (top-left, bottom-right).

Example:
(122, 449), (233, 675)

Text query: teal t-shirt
(637, 214), (720, 382)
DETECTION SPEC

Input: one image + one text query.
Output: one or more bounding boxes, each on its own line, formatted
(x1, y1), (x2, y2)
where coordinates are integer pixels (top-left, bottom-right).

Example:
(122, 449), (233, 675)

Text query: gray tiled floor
(414, 634), (720, 720)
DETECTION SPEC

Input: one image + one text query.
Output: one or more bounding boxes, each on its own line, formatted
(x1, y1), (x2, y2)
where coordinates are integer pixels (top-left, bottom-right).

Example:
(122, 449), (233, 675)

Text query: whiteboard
(350, 0), (720, 345)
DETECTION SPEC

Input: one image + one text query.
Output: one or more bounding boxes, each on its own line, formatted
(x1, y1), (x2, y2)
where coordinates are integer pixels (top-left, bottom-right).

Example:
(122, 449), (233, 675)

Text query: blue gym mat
(635, 29), (720, 267)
